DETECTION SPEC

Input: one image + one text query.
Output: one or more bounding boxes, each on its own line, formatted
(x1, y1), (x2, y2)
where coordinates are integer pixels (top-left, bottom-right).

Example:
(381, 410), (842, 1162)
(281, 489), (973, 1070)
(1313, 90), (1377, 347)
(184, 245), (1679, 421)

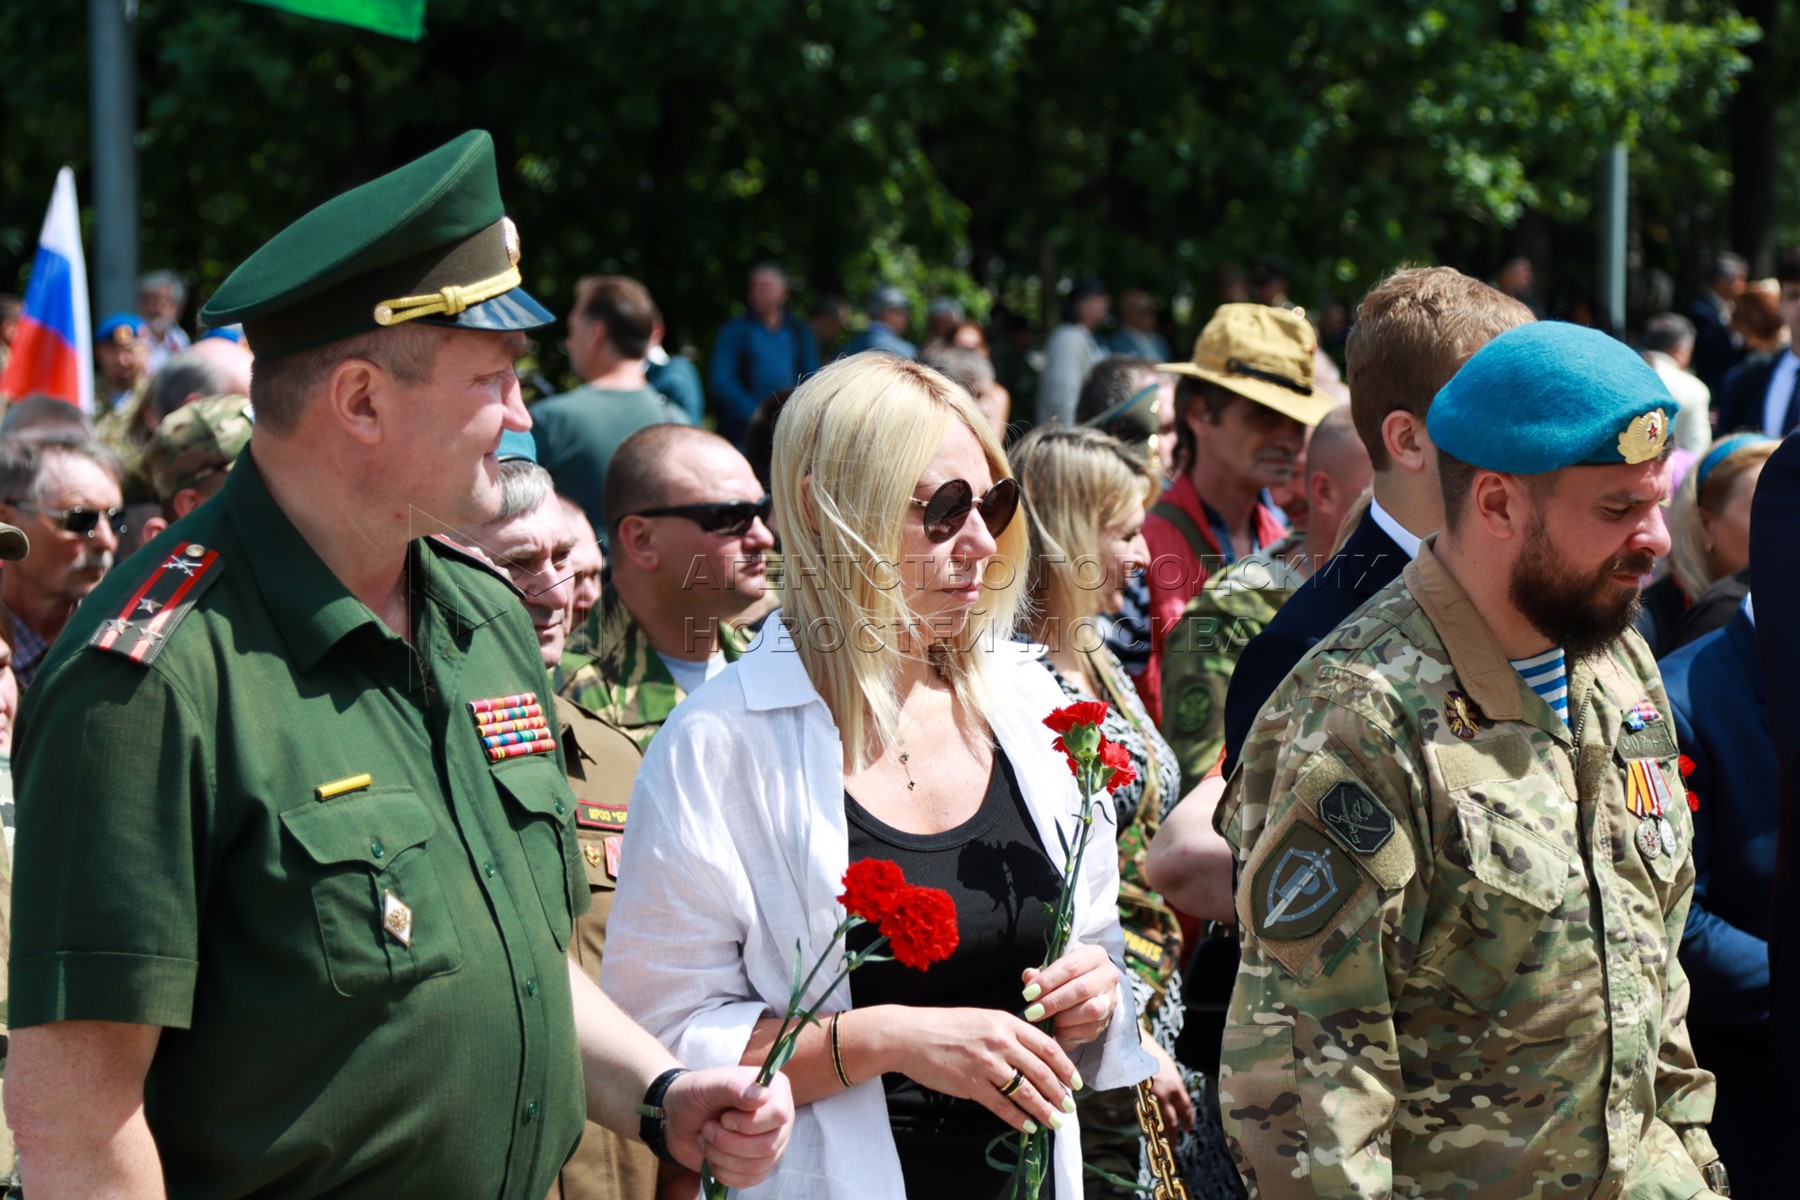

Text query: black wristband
(636, 1067), (690, 1164)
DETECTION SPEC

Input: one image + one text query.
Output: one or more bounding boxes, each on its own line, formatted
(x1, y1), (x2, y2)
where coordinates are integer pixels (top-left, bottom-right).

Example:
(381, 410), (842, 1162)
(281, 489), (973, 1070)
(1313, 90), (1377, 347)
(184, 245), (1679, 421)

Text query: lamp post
(88, 0), (140, 319)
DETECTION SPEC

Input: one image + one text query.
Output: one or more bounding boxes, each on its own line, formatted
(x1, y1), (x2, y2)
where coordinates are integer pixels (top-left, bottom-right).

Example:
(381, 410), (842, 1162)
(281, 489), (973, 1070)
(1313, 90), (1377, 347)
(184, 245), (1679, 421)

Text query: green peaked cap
(201, 130), (551, 359)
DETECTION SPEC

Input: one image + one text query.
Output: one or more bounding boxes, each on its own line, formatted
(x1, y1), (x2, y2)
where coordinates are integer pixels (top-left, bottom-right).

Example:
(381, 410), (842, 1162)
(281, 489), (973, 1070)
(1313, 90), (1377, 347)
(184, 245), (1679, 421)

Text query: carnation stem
(707, 930), (894, 1200)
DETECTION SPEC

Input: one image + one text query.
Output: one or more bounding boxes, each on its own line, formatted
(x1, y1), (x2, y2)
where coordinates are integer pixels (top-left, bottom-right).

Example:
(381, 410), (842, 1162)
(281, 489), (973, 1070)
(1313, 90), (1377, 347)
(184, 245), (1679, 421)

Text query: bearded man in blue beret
(1214, 322), (1727, 1199)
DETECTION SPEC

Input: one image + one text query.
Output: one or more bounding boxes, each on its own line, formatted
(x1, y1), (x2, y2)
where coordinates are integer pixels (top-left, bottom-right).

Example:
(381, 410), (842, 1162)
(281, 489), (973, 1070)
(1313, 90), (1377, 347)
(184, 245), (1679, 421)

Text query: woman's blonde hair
(1009, 425), (1158, 643)
(1667, 435), (1776, 600)
(771, 354), (1030, 768)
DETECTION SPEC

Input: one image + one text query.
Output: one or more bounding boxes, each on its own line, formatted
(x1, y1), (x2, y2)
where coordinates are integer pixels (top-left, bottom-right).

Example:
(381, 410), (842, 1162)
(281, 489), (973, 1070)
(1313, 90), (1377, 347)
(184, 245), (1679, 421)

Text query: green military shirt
(558, 584), (747, 748)
(1159, 531), (1307, 791)
(552, 692), (658, 1200)
(1216, 540), (1719, 1200)
(9, 457), (591, 1200)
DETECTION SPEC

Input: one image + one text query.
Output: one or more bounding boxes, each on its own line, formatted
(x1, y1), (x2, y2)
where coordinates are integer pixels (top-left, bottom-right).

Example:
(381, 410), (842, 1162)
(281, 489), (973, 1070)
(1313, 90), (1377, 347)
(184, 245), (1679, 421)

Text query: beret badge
(1617, 409), (1667, 465)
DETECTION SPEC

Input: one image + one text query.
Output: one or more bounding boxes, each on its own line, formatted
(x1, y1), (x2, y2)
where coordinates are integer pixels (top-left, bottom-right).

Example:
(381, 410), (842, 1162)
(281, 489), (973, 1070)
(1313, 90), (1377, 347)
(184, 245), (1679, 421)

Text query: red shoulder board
(89, 542), (224, 665)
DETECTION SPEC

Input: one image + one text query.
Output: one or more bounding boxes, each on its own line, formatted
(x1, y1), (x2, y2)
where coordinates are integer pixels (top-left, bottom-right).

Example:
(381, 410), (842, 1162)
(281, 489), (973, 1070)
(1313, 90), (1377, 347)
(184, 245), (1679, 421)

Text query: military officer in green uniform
(5, 131), (792, 1200)
(463, 430), (661, 1200)
(1216, 322), (1727, 1199)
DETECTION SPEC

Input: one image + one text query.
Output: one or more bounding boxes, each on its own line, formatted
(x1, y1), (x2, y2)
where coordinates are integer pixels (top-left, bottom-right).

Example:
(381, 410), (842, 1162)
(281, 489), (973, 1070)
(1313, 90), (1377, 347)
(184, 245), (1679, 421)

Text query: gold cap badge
(1617, 409), (1667, 465)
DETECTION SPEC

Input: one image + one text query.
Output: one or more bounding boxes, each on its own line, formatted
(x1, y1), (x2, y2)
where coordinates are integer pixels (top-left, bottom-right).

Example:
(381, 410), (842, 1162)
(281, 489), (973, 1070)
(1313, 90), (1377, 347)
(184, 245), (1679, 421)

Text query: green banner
(239, 0), (425, 42)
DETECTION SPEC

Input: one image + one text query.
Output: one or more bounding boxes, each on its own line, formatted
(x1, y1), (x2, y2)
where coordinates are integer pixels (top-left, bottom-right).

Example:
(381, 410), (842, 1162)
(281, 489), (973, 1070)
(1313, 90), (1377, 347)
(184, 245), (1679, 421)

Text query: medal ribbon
(469, 692), (559, 763)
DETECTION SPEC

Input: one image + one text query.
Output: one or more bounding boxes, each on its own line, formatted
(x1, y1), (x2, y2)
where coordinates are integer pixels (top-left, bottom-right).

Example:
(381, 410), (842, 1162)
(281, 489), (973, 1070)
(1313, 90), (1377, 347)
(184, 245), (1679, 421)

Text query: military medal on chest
(468, 691), (558, 762)
(1442, 689), (1481, 740)
(1625, 757), (1678, 859)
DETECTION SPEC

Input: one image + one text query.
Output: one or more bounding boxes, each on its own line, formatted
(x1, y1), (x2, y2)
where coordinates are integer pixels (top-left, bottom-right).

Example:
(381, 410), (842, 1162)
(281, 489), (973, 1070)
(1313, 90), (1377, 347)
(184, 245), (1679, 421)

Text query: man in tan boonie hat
(1134, 303), (1338, 726)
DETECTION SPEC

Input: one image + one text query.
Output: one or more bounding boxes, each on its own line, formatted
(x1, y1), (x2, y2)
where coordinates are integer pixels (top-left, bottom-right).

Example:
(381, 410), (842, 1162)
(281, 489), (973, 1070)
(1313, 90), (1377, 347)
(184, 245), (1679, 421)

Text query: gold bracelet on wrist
(830, 1011), (853, 1089)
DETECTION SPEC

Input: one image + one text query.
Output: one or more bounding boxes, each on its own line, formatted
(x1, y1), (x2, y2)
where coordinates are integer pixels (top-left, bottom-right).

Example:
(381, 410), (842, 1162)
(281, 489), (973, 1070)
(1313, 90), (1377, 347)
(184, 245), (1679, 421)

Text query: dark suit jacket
(1664, 608), (1779, 1195)
(1686, 294), (1740, 401)
(1716, 352), (1796, 438)
(1220, 509), (1405, 774)
(1750, 431), (1800, 1085)
(1663, 610), (1774, 1030)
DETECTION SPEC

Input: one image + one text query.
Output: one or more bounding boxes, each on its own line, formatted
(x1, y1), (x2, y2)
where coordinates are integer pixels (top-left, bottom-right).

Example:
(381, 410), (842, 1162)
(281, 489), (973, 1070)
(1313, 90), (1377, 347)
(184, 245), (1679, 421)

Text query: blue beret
(1427, 322), (1679, 474)
(97, 312), (145, 343)
(496, 429), (537, 463)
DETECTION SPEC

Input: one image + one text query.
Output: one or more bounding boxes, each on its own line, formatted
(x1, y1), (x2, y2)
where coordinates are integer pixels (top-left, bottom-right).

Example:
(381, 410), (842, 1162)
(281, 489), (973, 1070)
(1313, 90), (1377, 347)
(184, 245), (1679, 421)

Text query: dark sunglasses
(625, 494), (772, 537)
(910, 477), (1021, 544)
(10, 501), (128, 539)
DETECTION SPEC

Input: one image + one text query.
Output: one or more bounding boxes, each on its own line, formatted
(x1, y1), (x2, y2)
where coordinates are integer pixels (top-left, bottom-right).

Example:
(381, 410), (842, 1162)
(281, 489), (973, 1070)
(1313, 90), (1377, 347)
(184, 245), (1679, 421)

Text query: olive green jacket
(9, 459), (588, 1200)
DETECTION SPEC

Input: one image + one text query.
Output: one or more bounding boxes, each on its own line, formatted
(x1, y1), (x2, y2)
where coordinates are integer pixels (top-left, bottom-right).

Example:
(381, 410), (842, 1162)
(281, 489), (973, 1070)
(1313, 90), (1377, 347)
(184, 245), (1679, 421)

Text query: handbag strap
(1133, 1078), (1191, 1200)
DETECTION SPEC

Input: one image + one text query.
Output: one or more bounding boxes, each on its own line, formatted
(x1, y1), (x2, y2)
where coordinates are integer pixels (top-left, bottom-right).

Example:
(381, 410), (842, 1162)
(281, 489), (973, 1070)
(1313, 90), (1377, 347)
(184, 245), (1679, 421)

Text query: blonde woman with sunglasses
(604, 354), (1154, 1199)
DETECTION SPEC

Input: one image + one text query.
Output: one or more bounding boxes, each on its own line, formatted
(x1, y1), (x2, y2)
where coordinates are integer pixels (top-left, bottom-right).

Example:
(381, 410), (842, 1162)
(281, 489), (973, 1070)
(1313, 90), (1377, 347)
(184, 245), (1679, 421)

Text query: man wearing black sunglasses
(0, 432), (125, 689)
(561, 424), (774, 747)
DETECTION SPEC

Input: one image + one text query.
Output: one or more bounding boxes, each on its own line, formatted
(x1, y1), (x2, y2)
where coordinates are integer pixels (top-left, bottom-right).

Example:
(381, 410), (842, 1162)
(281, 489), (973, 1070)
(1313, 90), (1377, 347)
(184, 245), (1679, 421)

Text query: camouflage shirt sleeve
(1220, 672), (1430, 1200)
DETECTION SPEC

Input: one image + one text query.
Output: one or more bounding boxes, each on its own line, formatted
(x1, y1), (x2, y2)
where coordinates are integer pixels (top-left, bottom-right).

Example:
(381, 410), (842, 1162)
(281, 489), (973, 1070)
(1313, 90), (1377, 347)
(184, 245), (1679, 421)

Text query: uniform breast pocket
(281, 790), (464, 997)
(491, 756), (583, 949)
(1417, 799), (1572, 1012)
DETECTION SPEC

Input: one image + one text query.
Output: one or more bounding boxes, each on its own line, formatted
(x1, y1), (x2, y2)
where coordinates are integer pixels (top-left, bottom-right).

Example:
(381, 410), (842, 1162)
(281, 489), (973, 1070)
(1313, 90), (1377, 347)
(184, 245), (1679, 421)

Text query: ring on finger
(998, 1069), (1026, 1098)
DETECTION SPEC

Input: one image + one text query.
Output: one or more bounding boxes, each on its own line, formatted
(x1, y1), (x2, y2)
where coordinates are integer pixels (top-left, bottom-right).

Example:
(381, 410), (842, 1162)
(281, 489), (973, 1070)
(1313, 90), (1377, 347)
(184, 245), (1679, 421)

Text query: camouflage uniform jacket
(1216, 539), (1720, 1200)
(1160, 531), (1308, 798)
(557, 584), (748, 749)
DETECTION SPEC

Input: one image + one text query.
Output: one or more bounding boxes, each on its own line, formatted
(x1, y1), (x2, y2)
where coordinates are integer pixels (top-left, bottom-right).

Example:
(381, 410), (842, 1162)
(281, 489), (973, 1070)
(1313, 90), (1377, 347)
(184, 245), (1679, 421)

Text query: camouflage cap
(142, 394), (253, 504)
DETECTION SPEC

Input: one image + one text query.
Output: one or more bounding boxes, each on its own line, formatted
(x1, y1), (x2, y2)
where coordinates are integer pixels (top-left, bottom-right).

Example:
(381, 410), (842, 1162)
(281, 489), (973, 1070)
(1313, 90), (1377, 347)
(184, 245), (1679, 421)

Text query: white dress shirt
(1762, 350), (1800, 437)
(603, 615), (1157, 1199)
(1368, 495), (1424, 561)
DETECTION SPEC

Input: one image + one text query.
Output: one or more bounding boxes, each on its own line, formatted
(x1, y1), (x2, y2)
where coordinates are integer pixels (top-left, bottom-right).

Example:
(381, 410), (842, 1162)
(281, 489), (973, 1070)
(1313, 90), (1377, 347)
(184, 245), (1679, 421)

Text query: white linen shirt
(602, 615), (1157, 1199)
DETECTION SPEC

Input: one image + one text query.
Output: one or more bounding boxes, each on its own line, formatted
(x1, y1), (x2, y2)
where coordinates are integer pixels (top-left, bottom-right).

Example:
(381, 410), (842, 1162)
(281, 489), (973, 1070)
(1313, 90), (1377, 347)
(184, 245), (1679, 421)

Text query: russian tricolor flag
(0, 168), (92, 413)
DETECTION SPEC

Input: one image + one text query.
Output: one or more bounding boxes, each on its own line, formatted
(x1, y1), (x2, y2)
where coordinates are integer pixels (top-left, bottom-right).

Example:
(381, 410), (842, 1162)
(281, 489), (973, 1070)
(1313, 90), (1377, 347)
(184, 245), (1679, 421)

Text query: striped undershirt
(1510, 647), (1570, 726)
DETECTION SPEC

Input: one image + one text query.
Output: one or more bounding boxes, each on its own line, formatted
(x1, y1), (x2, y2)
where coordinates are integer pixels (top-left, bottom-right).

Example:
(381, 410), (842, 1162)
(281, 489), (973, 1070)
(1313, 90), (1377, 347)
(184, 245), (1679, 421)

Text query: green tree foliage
(0, 0), (1755, 383)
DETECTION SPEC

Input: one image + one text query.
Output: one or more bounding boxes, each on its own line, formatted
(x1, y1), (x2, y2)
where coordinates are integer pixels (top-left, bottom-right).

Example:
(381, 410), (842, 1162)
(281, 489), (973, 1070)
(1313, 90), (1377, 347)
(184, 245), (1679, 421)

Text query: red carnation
(1097, 737), (1137, 794)
(1050, 735), (1080, 776)
(839, 858), (908, 924)
(1678, 754), (1701, 812)
(1043, 701), (1109, 735)
(879, 885), (960, 970)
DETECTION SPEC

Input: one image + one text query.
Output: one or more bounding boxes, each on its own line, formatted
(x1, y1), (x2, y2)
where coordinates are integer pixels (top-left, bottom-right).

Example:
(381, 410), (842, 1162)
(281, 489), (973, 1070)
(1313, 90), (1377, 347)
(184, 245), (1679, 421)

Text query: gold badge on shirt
(1443, 690), (1480, 740)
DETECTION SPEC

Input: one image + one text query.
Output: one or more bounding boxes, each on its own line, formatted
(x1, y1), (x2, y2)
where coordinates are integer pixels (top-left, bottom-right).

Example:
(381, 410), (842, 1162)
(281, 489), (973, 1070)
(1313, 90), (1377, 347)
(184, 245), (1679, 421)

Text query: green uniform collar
(224, 453), (508, 673)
